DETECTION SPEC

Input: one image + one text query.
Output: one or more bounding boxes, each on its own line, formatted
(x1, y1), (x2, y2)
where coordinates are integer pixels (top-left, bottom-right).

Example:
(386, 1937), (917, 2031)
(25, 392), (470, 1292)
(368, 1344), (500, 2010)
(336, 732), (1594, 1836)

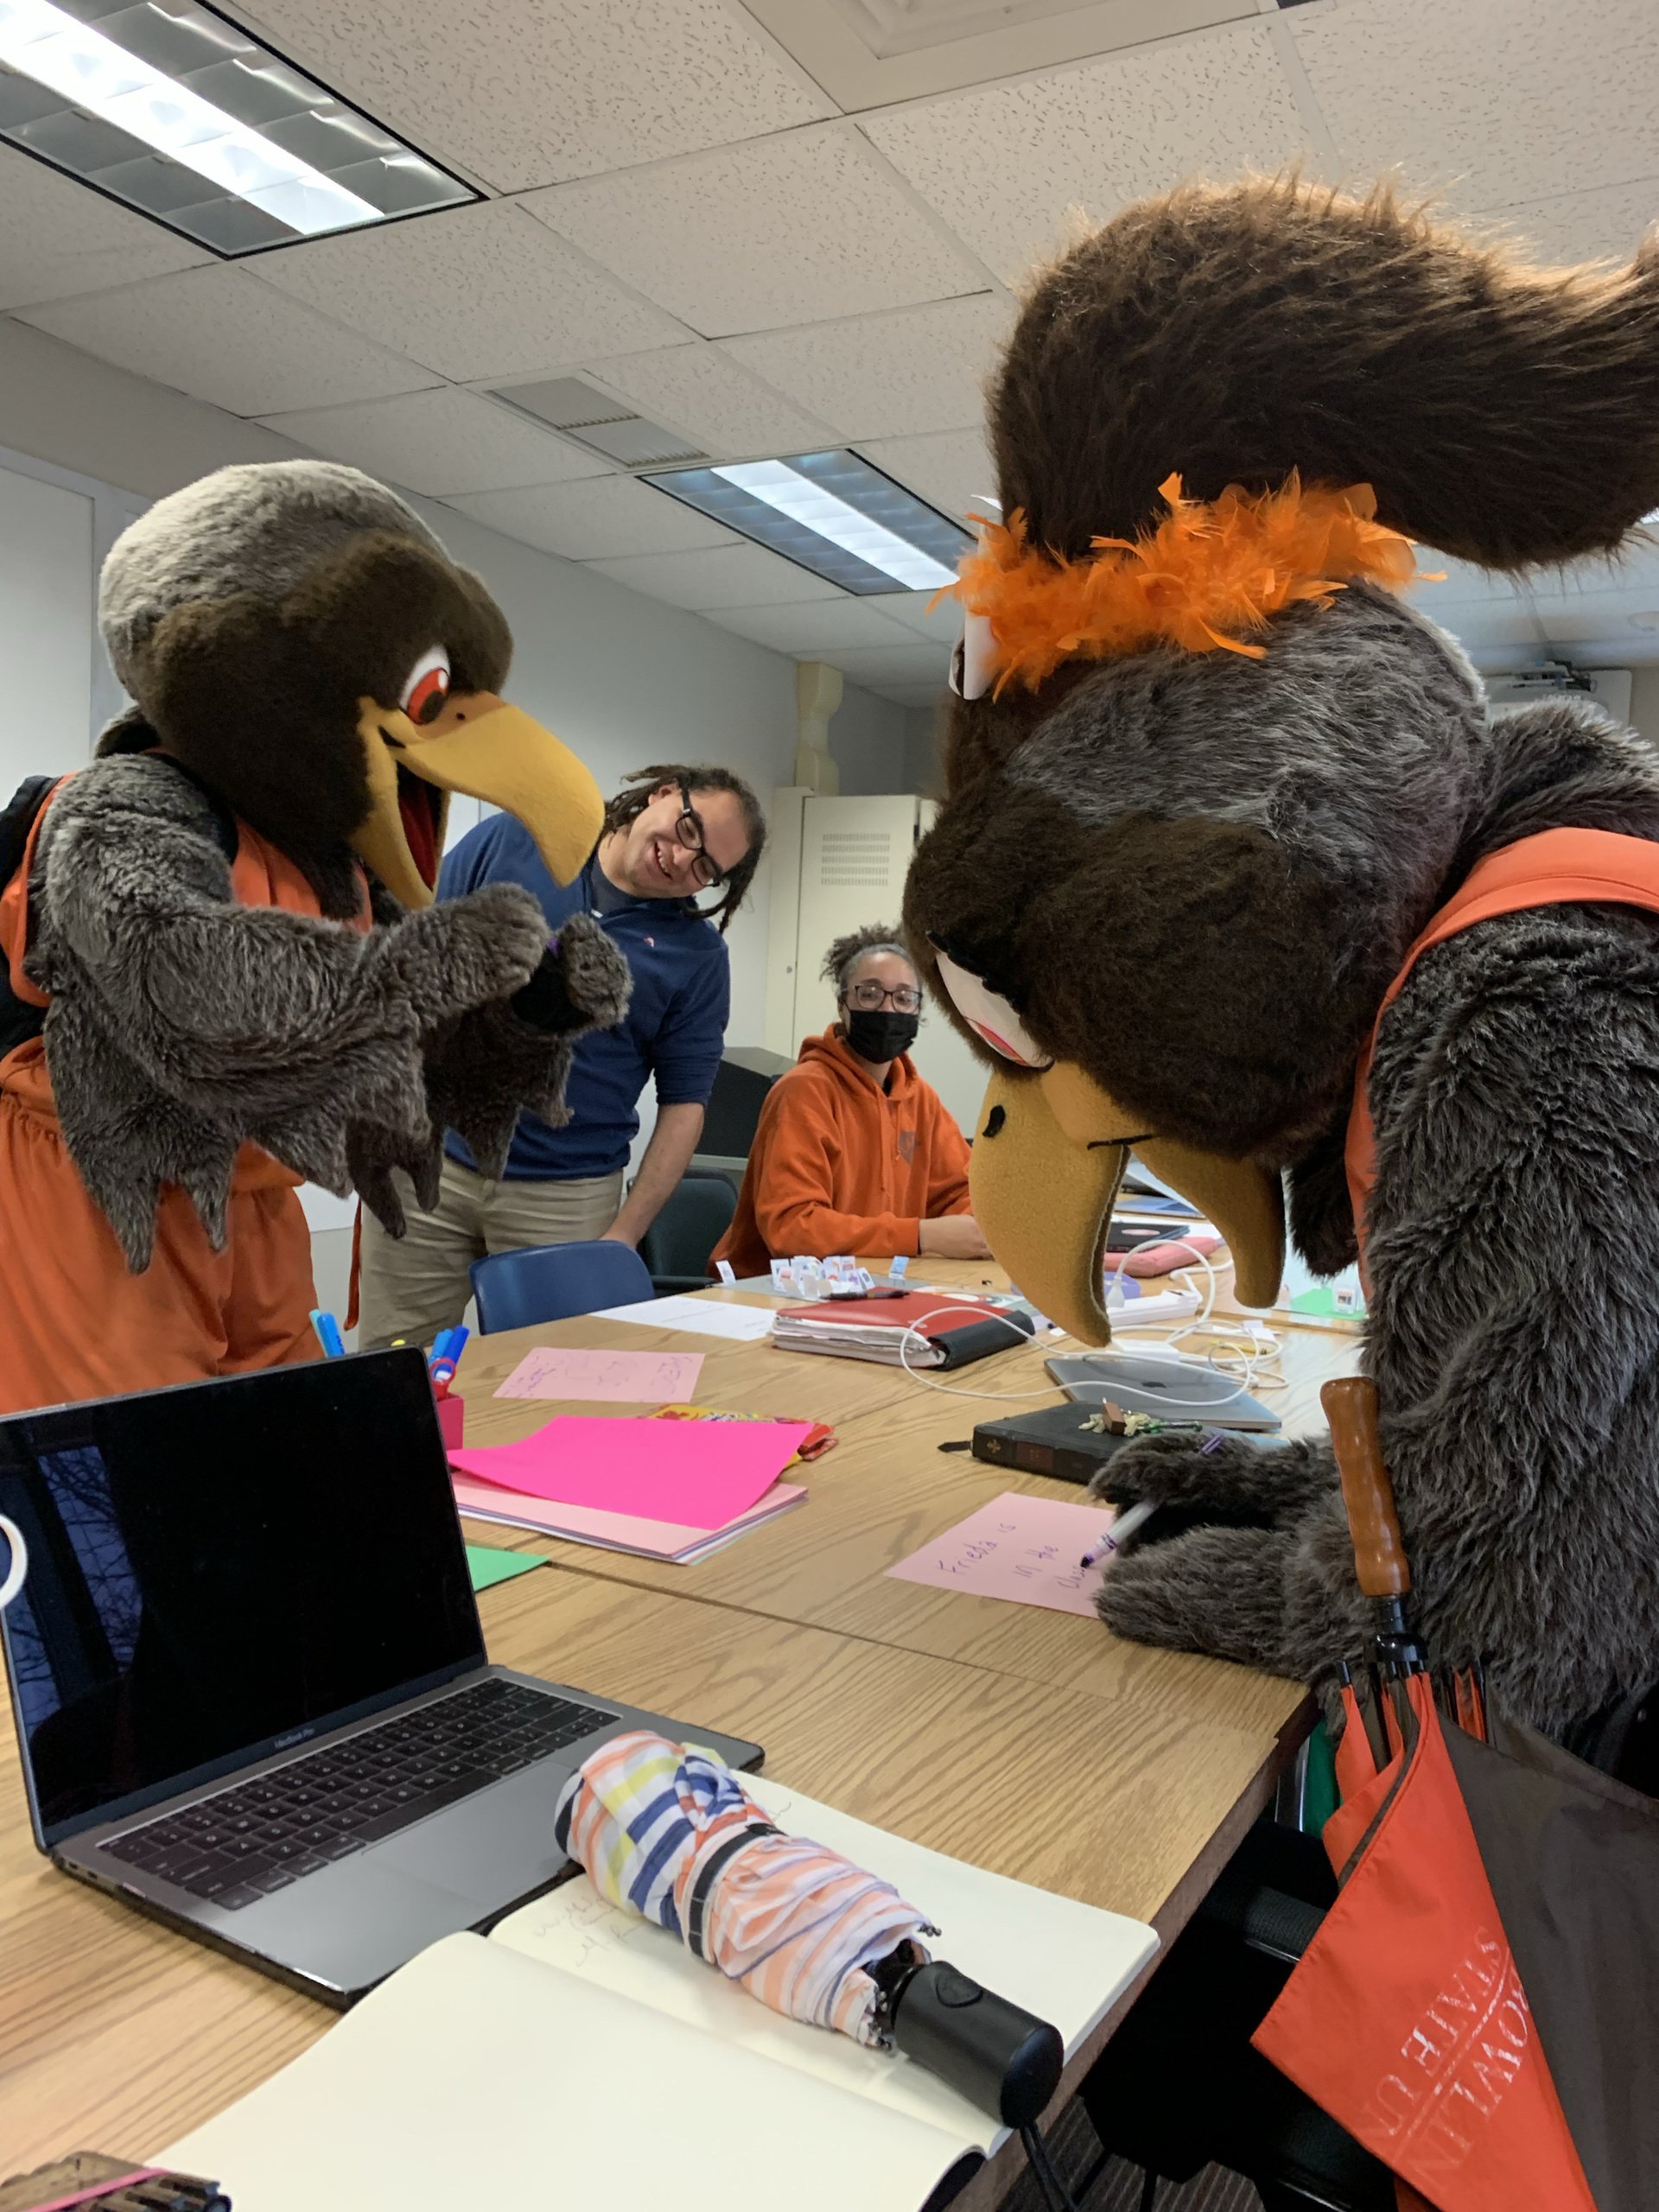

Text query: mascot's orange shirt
(0, 776), (370, 1415)
(714, 1026), (972, 1277)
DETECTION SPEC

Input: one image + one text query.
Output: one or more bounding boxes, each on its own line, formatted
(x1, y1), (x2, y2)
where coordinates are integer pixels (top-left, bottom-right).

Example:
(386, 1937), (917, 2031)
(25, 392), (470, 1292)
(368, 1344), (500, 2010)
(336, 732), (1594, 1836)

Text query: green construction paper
(465, 1542), (547, 1592)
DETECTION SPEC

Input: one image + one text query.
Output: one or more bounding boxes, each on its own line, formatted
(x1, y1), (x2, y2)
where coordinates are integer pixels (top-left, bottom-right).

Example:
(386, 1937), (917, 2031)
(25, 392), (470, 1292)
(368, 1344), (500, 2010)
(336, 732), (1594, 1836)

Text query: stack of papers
(772, 1293), (1034, 1370)
(448, 1414), (809, 1564)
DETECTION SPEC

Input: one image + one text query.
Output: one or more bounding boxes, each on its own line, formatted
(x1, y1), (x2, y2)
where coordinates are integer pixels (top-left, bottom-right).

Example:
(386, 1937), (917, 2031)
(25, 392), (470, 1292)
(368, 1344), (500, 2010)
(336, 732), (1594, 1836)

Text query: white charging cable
(895, 1302), (1076, 1403)
(0, 1515), (28, 1612)
(893, 1235), (1285, 1410)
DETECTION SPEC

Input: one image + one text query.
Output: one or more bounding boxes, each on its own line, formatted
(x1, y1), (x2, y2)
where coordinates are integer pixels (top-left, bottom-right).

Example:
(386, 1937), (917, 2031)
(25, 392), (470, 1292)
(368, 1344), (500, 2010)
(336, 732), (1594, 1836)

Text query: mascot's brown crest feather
(992, 176), (1659, 563)
(904, 179), (1659, 1742)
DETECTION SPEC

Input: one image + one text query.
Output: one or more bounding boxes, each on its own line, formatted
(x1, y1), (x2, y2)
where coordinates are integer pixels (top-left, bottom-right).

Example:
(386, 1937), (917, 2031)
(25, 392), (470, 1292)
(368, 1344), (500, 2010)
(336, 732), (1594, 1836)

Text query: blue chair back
(469, 1239), (654, 1333)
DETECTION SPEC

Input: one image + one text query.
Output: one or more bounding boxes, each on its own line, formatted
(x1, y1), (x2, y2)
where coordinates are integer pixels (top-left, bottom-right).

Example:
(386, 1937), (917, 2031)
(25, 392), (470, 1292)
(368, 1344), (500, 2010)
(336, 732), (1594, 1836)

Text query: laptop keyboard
(100, 1679), (611, 1912)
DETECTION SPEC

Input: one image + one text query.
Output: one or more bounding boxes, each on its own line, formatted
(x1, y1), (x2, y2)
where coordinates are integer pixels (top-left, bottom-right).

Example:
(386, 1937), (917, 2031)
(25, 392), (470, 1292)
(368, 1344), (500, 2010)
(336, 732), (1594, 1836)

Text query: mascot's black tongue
(397, 769), (439, 889)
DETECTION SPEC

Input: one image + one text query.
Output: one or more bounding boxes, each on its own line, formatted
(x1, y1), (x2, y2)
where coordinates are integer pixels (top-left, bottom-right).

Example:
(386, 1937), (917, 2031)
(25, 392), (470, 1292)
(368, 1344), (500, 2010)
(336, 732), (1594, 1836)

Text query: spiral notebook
(160, 1777), (1157, 2212)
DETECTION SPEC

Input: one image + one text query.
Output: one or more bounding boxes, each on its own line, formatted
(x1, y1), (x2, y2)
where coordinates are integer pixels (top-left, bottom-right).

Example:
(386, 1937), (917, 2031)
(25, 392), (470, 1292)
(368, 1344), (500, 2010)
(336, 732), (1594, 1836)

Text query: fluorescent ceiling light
(713, 459), (956, 591)
(644, 448), (970, 597)
(0, 0), (475, 253)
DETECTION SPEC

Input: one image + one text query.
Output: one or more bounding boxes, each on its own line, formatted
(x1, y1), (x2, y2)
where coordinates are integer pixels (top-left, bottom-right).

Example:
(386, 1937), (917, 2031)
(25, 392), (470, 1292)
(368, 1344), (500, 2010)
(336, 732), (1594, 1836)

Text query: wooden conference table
(0, 1260), (1361, 2196)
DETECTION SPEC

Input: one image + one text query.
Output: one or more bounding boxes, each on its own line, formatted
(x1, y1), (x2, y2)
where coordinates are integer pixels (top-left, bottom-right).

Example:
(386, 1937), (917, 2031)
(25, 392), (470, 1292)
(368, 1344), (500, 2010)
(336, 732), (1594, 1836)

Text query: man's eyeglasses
(673, 780), (727, 892)
(845, 981), (922, 1013)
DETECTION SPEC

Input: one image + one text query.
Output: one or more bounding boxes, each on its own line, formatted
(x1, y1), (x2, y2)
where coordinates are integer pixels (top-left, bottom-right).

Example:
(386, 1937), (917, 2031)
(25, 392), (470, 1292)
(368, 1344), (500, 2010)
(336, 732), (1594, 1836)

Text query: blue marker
(309, 1309), (346, 1359)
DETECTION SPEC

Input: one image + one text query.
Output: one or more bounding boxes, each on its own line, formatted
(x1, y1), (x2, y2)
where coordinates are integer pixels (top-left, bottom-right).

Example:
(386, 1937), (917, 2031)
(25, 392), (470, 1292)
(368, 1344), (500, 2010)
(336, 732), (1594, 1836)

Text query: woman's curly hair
(821, 922), (917, 998)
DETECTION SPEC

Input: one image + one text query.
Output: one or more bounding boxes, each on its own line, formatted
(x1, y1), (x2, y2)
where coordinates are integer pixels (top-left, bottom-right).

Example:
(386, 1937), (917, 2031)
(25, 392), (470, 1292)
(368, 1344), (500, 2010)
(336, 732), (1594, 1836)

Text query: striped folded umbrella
(554, 1730), (935, 2045)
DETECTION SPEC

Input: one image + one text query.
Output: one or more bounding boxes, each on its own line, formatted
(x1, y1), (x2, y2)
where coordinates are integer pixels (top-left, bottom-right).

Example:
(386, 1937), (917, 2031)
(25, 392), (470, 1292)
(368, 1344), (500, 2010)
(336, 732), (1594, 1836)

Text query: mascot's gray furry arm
(901, 181), (1659, 1741)
(1096, 702), (1659, 1737)
(16, 459), (630, 1272)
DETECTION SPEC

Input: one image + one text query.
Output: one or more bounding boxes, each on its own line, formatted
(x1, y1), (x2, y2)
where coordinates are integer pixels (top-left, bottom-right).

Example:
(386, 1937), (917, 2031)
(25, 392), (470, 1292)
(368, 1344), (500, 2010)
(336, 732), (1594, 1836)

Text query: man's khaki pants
(357, 1155), (626, 1349)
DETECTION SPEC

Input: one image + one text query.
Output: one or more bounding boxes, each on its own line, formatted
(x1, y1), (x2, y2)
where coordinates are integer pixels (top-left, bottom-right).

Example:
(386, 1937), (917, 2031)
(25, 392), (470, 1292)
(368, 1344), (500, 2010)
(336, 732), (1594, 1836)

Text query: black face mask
(843, 1007), (920, 1063)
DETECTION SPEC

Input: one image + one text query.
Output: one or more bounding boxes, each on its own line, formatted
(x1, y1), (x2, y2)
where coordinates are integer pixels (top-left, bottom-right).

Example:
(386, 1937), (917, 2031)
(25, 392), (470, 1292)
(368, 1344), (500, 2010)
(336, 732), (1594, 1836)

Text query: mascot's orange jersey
(0, 776), (370, 1414)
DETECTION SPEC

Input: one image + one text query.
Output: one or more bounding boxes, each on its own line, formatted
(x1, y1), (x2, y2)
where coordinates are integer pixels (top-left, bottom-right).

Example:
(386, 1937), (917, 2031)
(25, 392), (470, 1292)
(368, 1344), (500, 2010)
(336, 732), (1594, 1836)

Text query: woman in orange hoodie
(714, 925), (990, 1277)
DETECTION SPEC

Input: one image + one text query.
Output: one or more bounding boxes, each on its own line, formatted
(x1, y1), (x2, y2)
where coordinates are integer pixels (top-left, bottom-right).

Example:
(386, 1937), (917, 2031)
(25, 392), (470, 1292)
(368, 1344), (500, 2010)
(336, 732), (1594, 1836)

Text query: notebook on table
(772, 1293), (1036, 1370)
(160, 1776), (1158, 2212)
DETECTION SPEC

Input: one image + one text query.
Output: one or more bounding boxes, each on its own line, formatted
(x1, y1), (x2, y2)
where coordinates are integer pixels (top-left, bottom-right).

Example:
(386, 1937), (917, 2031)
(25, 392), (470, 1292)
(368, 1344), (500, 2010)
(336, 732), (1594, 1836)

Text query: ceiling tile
(1484, 179), (1659, 267)
(0, 149), (209, 311)
(577, 344), (834, 462)
(254, 200), (688, 385)
(524, 124), (990, 338)
(865, 591), (963, 642)
(19, 265), (438, 416)
(721, 294), (1013, 442)
(256, 387), (610, 496)
(1291, 0), (1659, 213)
(1413, 559), (1541, 609)
(858, 427), (997, 525)
(234, 0), (836, 193)
(862, 22), (1306, 287)
(706, 599), (915, 652)
(1433, 603), (1550, 654)
(584, 543), (841, 612)
(819, 643), (951, 686)
(446, 475), (736, 561)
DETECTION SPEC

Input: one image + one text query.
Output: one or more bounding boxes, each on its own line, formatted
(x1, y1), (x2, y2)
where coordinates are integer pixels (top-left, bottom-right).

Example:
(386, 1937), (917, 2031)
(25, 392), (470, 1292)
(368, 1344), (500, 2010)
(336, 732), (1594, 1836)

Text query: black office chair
(1079, 1820), (1394, 2212)
(638, 1170), (738, 1296)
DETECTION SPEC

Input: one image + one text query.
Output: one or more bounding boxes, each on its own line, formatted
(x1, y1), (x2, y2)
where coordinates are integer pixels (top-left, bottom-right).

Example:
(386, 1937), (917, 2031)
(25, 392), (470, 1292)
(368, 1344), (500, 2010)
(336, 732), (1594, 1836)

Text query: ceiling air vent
(492, 377), (706, 469)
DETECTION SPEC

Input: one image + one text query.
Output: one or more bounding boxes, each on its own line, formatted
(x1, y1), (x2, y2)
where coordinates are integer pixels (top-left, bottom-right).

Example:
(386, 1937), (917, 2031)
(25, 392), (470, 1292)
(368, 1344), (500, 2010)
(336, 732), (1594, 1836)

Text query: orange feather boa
(946, 474), (1425, 696)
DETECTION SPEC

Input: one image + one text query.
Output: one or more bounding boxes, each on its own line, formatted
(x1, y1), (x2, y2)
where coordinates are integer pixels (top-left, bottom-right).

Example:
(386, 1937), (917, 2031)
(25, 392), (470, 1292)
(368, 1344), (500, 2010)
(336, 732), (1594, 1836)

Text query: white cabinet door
(908, 798), (993, 1137)
(785, 792), (988, 1135)
(0, 461), (94, 790)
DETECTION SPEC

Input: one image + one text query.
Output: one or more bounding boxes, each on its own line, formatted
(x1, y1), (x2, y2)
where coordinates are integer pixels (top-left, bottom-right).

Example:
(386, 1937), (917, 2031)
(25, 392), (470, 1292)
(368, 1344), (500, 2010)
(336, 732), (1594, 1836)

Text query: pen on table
(1081, 1497), (1157, 1567)
(309, 1308), (346, 1359)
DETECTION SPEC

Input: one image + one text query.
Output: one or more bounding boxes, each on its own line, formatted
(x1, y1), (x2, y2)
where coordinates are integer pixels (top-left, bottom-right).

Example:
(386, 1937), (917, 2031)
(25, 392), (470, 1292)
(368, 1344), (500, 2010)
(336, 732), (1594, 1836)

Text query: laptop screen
(0, 1350), (484, 1844)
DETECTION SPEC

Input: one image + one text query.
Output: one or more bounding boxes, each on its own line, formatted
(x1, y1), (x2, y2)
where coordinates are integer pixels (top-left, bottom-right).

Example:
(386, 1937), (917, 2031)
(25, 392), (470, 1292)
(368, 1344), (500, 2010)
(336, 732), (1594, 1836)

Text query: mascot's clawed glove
(349, 909), (633, 1238)
(1087, 1431), (1354, 1674)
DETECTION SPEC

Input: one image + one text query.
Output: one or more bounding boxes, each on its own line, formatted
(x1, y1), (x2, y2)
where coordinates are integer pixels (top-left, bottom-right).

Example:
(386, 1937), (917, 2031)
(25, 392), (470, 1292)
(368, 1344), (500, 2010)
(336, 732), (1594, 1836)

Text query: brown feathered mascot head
(903, 179), (1659, 1341)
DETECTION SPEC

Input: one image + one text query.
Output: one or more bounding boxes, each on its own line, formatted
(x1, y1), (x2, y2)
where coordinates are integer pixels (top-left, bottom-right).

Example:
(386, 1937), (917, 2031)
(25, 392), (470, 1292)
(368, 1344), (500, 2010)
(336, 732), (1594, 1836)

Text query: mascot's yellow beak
(353, 690), (605, 910)
(970, 1063), (1286, 1344)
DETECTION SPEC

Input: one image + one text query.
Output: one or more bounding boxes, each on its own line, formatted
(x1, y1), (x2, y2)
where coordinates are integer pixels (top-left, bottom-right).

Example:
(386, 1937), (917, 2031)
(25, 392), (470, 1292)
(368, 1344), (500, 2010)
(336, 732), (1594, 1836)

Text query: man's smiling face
(614, 781), (752, 899)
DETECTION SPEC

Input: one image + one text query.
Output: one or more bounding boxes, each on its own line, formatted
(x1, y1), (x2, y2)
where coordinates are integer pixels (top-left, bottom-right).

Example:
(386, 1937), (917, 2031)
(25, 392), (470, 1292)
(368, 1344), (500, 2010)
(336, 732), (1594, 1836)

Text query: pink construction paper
(494, 1344), (704, 1403)
(451, 1476), (807, 1560)
(448, 1415), (810, 1531)
(886, 1491), (1121, 1617)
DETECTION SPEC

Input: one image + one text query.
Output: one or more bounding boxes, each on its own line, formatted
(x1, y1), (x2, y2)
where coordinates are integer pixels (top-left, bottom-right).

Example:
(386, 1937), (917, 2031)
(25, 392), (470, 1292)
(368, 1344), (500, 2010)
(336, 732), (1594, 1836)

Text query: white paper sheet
(595, 1294), (776, 1342)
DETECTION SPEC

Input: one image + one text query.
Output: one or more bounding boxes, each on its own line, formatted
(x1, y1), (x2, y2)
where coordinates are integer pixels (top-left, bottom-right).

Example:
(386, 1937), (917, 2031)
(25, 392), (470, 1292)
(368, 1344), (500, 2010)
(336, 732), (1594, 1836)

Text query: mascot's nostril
(982, 1103), (1006, 1139)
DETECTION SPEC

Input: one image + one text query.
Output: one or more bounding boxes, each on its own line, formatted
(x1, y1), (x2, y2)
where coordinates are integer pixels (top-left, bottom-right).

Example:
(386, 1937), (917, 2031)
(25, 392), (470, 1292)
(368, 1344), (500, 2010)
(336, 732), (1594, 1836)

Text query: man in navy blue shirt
(358, 763), (765, 1348)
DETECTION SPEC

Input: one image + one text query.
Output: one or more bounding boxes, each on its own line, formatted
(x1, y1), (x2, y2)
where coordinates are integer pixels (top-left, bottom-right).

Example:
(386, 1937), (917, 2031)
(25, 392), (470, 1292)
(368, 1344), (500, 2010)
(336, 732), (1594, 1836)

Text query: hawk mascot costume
(0, 461), (629, 1414)
(905, 180), (1659, 1742)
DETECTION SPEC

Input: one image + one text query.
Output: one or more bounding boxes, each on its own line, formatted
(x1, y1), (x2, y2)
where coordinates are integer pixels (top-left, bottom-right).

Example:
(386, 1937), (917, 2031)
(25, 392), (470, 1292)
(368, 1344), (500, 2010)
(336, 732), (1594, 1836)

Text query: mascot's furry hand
(351, 912), (632, 1236)
(1089, 1433), (1357, 1675)
(1090, 1431), (1336, 1532)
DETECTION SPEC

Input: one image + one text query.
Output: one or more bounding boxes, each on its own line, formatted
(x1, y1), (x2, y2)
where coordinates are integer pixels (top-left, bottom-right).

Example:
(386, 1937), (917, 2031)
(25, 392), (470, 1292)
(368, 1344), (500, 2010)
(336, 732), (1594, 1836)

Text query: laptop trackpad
(376, 1767), (569, 1905)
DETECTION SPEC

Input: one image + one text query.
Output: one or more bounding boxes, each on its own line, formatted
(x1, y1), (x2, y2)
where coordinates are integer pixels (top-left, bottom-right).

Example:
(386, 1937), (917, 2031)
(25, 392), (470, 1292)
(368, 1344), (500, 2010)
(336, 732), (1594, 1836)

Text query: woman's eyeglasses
(845, 981), (922, 1013)
(674, 780), (727, 892)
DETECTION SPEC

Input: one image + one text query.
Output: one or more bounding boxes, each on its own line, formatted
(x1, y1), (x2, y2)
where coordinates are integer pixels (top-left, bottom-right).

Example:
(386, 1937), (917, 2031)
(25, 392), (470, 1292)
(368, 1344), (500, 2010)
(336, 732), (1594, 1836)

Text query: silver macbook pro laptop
(0, 1348), (761, 2005)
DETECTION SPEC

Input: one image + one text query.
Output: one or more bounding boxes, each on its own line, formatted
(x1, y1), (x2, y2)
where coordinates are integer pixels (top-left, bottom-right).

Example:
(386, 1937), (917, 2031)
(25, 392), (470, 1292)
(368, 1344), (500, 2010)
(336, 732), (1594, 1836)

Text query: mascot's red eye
(400, 645), (451, 726)
(931, 947), (1052, 1069)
